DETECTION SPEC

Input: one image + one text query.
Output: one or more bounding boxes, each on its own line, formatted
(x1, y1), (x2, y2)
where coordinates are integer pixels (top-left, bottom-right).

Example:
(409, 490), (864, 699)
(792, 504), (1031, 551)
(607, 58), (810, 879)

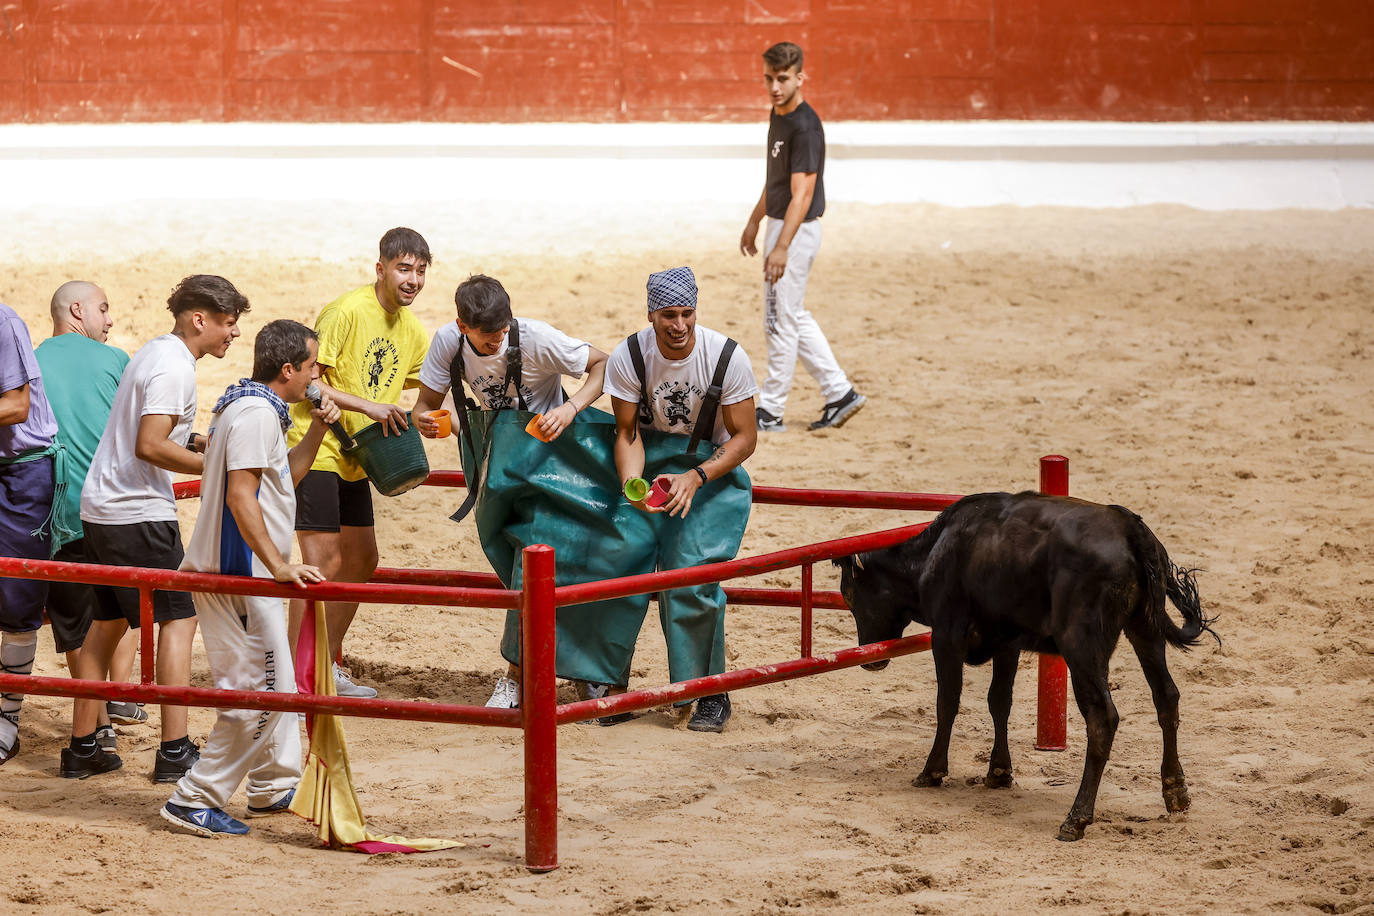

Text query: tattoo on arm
(708, 445), (727, 466)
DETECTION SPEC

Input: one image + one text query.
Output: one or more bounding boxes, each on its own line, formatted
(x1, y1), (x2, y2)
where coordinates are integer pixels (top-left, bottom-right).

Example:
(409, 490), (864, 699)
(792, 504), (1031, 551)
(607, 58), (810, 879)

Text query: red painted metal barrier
(1036, 455), (1071, 752)
(2, 457), (1070, 872)
(521, 545), (559, 872)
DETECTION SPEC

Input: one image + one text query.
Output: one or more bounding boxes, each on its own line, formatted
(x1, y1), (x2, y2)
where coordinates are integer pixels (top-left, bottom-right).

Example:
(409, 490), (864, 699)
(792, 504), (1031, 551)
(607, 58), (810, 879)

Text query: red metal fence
(0, 456), (1070, 870)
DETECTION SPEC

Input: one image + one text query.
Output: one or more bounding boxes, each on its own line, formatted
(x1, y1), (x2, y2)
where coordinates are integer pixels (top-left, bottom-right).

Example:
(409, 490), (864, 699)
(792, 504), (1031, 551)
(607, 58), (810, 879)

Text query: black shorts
(45, 538), (97, 653)
(295, 469), (375, 531)
(83, 520), (196, 628)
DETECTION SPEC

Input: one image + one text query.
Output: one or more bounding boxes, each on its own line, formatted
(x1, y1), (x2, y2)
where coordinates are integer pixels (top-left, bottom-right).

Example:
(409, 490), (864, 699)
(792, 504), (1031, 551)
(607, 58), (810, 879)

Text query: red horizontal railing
(556, 632), (933, 726)
(5, 672), (521, 727)
(555, 523), (930, 607)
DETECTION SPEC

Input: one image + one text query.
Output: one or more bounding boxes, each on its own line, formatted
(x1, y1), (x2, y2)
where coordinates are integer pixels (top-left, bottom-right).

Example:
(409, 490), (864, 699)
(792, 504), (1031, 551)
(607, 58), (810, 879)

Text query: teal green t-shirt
(34, 334), (130, 547)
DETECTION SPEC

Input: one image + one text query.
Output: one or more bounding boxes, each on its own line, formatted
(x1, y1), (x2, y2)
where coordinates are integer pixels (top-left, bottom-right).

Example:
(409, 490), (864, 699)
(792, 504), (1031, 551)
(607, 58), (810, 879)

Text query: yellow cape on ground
(290, 600), (462, 854)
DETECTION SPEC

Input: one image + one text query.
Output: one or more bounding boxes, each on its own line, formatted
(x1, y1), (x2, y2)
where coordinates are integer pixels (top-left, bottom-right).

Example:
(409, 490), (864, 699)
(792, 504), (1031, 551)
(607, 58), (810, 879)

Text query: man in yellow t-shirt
(285, 228), (431, 697)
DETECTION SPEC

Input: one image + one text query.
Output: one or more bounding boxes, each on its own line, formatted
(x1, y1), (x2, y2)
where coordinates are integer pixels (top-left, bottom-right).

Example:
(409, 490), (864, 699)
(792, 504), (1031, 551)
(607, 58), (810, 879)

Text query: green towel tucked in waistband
(0, 443), (79, 555)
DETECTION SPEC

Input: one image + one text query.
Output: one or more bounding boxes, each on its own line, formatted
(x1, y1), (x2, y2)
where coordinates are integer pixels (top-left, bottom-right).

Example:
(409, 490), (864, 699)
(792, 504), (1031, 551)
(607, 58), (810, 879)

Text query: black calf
(834, 491), (1218, 841)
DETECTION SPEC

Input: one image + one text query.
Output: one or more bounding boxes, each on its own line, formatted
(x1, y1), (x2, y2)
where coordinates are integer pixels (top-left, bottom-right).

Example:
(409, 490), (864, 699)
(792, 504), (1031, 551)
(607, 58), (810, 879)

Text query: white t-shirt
(418, 317), (589, 415)
(604, 325), (758, 446)
(181, 397), (294, 577)
(81, 334), (197, 525)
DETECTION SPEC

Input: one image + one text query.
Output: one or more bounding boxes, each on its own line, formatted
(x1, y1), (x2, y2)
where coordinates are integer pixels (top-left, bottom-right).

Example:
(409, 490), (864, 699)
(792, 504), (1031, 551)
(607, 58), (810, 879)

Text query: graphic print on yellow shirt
(288, 284), (428, 481)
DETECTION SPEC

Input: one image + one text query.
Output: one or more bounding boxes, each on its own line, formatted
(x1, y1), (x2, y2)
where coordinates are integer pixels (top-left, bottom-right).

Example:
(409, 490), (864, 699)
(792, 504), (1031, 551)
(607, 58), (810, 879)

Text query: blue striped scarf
(213, 379), (290, 431)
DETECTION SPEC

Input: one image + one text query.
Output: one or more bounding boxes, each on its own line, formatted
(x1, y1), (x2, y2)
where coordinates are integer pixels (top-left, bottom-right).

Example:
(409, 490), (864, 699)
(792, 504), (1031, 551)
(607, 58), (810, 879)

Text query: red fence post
(1037, 455), (1069, 751)
(520, 544), (559, 873)
(139, 587), (154, 684)
(800, 562), (813, 658)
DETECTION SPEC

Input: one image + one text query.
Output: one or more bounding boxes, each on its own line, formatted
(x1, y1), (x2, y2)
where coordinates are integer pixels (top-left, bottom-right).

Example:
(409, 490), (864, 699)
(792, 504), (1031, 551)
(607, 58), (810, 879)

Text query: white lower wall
(1, 121), (1371, 211)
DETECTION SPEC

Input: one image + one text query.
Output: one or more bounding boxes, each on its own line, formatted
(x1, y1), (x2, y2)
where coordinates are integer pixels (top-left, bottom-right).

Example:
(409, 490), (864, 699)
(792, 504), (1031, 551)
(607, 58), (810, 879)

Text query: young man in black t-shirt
(740, 41), (865, 433)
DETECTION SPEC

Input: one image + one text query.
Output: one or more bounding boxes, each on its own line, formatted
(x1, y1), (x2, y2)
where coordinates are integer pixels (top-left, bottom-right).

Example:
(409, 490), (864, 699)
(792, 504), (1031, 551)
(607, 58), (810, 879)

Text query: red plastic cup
(646, 476), (672, 508)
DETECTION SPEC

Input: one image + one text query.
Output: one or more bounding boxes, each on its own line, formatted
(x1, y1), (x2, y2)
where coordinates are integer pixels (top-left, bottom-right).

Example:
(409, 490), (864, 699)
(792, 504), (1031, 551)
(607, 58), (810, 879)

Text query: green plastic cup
(623, 477), (650, 502)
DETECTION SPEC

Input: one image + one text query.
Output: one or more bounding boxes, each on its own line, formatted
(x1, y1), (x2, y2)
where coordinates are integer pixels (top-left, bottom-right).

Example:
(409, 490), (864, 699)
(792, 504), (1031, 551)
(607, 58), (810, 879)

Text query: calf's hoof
(1056, 819), (1089, 842)
(913, 771), (945, 788)
(1162, 776), (1191, 813)
(984, 767), (1014, 789)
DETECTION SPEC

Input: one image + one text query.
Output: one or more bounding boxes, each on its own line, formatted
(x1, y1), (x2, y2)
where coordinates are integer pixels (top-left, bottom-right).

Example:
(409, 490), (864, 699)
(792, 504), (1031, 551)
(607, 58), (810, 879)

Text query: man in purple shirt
(0, 301), (66, 765)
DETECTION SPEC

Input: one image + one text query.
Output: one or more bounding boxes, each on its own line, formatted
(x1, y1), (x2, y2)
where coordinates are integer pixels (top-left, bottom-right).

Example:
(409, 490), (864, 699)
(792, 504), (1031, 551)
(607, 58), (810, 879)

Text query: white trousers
(170, 590), (300, 810)
(759, 218), (851, 416)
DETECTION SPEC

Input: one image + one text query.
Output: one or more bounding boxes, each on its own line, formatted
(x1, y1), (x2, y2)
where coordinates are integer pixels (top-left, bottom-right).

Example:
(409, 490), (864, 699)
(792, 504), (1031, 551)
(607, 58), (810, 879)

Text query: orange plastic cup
(525, 414), (553, 442)
(424, 409), (451, 438)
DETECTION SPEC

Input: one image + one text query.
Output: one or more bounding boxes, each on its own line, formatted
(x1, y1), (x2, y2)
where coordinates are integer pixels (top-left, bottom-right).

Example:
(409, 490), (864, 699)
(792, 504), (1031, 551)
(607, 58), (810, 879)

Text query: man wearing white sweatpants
(162, 319), (339, 838)
(741, 41), (865, 433)
(759, 219), (850, 410)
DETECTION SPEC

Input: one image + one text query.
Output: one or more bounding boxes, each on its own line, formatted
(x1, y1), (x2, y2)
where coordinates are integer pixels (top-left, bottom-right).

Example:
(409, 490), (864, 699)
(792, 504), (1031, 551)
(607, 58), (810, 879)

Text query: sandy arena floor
(1, 203), (1372, 914)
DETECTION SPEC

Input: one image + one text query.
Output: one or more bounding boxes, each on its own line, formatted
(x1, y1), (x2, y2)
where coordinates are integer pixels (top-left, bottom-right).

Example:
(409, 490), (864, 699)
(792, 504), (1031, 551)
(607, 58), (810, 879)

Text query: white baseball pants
(170, 590), (300, 810)
(759, 218), (851, 417)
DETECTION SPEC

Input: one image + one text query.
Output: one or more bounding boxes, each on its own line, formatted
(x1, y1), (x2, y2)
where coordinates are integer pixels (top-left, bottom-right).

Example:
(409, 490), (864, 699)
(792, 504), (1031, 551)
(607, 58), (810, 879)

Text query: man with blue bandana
(603, 267), (759, 732)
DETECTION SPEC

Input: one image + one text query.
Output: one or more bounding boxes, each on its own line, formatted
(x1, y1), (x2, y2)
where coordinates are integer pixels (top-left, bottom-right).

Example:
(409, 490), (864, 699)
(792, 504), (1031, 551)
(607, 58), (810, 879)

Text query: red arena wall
(1, 0), (1371, 123)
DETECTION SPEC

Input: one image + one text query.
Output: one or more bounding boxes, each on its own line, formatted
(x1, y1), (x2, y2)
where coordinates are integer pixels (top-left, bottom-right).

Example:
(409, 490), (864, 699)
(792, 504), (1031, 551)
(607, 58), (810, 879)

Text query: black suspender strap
(630, 331), (739, 456)
(447, 339), (481, 522)
(626, 333), (654, 427)
(504, 319), (526, 411)
(686, 338), (737, 456)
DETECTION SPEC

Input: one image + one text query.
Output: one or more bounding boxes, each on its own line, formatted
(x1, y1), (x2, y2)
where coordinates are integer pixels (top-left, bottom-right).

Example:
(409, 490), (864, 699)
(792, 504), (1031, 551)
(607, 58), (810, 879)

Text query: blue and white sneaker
(246, 788), (295, 818)
(160, 802), (249, 838)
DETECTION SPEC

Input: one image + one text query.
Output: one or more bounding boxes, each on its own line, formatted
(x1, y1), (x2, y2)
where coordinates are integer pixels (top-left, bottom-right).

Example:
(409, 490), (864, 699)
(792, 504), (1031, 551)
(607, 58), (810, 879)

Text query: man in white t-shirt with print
(604, 266), (758, 733)
(66, 275), (248, 782)
(413, 273), (608, 707)
(160, 319), (340, 839)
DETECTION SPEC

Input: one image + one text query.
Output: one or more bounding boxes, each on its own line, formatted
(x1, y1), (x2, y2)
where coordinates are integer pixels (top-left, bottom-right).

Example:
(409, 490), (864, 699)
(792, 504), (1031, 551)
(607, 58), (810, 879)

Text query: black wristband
(692, 465), (708, 485)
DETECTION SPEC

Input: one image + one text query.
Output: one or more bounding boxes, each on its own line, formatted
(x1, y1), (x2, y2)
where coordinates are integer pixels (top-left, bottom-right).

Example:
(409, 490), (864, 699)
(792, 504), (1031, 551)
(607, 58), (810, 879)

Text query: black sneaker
(687, 693), (732, 733)
(809, 389), (866, 430)
(756, 408), (786, 433)
(60, 745), (123, 779)
(153, 743), (201, 784)
(95, 724), (117, 753)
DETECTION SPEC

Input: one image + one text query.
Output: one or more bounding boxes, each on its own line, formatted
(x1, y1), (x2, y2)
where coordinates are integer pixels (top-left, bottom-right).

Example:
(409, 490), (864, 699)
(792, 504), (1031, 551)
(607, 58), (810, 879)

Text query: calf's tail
(1129, 514), (1221, 651)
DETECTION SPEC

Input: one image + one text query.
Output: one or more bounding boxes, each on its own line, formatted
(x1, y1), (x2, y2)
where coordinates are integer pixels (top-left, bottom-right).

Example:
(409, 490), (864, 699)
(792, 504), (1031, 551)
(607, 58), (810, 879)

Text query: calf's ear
(830, 554), (864, 573)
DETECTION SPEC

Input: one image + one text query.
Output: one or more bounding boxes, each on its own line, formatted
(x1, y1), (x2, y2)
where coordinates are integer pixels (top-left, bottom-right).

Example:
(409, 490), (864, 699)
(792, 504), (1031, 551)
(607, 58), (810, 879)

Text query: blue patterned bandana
(214, 379), (291, 431)
(646, 266), (698, 312)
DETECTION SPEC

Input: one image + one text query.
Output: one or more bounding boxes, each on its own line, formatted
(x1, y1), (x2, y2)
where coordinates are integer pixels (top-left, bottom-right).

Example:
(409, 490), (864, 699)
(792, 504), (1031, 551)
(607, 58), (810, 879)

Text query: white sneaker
(333, 664), (378, 699)
(485, 676), (520, 709)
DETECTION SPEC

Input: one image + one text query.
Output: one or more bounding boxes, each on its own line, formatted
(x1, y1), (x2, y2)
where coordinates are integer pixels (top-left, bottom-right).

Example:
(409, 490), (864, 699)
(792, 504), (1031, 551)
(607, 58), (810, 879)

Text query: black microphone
(306, 383), (357, 451)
